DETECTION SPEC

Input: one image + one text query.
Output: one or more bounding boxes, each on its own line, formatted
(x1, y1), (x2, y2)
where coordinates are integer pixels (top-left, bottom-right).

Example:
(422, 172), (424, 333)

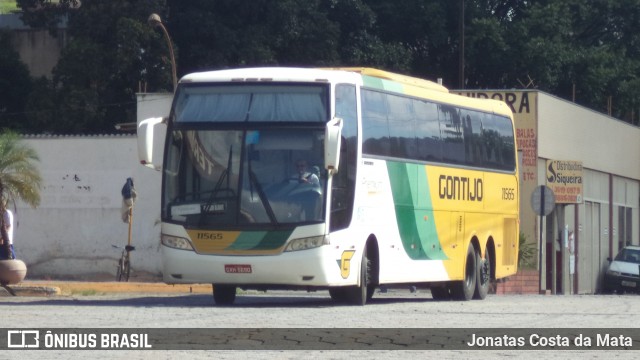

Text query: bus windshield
(164, 128), (327, 227)
(164, 83), (330, 227)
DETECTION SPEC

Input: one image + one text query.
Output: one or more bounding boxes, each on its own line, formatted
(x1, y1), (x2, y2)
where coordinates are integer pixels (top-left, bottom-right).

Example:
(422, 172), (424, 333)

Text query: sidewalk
(0, 280), (212, 297)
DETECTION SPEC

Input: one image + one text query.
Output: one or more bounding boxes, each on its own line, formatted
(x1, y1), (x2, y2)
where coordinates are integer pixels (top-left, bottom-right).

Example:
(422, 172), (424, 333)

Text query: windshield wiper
(248, 169), (278, 225)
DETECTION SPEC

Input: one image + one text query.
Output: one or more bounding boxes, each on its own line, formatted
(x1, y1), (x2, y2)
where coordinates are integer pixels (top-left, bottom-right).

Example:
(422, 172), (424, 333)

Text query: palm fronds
(0, 132), (42, 209)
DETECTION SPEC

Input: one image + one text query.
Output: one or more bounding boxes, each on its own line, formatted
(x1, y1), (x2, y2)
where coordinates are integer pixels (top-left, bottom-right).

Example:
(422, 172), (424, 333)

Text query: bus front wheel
(345, 247), (373, 305)
(451, 244), (477, 301)
(213, 284), (237, 306)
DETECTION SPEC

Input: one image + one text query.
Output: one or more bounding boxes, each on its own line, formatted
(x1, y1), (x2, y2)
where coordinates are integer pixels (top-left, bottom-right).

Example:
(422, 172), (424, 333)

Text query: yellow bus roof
(324, 67), (449, 93)
(325, 67), (512, 118)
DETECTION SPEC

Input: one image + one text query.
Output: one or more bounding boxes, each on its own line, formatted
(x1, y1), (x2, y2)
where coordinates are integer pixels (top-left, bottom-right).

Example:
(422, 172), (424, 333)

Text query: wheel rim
(479, 256), (490, 285)
(359, 250), (369, 303)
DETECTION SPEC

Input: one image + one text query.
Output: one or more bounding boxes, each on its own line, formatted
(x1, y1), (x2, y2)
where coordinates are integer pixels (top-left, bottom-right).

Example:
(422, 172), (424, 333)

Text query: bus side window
(439, 104), (465, 165)
(415, 100), (442, 162)
(388, 94), (417, 159)
(361, 89), (390, 156)
(331, 84), (358, 231)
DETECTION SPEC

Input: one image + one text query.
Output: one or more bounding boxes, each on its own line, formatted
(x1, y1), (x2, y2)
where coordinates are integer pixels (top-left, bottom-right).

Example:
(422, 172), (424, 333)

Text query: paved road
(1, 288), (639, 359)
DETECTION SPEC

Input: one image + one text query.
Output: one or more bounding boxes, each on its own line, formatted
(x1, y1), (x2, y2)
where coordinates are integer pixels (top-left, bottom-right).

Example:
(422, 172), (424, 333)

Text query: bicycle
(113, 244), (135, 282)
(116, 178), (137, 282)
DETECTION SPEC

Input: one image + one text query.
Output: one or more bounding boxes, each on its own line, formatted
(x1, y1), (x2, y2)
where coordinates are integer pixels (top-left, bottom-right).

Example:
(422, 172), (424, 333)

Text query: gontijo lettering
(439, 175), (483, 201)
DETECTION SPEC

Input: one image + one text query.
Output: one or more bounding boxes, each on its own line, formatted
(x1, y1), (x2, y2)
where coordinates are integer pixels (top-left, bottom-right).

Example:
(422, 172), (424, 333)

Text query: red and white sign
(224, 264), (252, 274)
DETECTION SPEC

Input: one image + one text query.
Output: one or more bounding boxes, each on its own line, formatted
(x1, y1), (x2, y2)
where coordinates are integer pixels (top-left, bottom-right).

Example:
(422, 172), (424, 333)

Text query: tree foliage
(7, 0), (640, 134)
(0, 131), (41, 208)
(0, 30), (32, 132)
(17, 0), (169, 133)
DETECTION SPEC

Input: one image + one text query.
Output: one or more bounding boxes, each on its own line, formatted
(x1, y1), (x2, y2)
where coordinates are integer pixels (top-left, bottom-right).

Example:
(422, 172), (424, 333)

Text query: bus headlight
(284, 235), (329, 252)
(161, 234), (194, 251)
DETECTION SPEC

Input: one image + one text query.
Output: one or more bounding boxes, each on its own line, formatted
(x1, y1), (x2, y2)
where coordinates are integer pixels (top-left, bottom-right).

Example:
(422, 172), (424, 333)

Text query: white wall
(15, 136), (162, 280)
(12, 93), (173, 280)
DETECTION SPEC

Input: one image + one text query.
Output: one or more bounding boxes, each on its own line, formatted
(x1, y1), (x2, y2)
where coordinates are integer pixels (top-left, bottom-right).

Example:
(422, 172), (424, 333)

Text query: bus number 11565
(502, 188), (516, 200)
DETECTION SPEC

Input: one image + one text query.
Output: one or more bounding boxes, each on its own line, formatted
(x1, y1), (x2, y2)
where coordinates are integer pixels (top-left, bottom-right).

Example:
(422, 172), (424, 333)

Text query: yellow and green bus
(138, 67), (519, 305)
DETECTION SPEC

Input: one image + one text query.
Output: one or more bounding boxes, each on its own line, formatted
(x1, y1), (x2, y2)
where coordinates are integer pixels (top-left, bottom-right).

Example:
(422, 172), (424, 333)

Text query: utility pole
(459, 0), (465, 89)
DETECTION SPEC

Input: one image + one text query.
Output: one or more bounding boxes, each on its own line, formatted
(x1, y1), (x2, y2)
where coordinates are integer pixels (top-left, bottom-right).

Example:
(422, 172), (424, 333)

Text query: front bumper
(603, 273), (640, 293)
(160, 244), (350, 288)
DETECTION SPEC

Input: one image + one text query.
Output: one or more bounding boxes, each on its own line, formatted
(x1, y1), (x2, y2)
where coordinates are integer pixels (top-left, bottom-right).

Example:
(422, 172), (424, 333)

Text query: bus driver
(293, 160), (319, 186)
(289, 159), (321, 220)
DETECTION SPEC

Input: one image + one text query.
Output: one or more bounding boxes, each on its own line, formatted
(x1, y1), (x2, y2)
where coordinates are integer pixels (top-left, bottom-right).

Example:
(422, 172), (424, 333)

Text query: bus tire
(213, 284), (236, 305)
(346, 247), (372, 306)
(473, 248), (491, 300)
(452, 244), (477, 301)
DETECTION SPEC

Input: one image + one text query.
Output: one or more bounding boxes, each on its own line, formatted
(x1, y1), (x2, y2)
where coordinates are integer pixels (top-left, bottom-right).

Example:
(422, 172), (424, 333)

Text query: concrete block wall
(15, 135), (162, 280)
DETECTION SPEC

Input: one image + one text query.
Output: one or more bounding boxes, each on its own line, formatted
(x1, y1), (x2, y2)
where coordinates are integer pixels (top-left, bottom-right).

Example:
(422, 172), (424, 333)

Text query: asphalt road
(1, 288), (639, 359)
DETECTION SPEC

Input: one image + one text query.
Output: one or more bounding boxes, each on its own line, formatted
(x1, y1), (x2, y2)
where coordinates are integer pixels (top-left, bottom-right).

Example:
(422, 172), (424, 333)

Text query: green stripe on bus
(227, 230), (292, 250)
(387, 161), (447, 260)
(362, 75), (384, 90)
(362, 75), (404, 94)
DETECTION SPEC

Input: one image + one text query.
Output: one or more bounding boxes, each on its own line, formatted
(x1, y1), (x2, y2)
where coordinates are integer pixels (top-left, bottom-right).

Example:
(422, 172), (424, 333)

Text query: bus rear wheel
(473, 249), (491, 300)
(451, 244), (477, 301)
(213, 284), (236, 306)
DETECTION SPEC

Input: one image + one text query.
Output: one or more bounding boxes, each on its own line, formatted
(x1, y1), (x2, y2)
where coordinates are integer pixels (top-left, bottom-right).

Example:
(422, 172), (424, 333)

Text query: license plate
(621, 280), (636, 288)
(225, 264), (252, 274)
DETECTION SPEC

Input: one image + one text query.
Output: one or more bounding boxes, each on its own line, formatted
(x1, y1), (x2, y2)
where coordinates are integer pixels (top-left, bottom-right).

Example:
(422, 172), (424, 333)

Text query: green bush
(518, 232), (537, 269)
(0, 0), (18, 14)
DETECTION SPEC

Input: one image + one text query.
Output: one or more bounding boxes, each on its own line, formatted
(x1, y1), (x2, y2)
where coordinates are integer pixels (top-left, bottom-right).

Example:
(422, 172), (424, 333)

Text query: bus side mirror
(325, 117), (343, 175)
(137, 117), (167, 171)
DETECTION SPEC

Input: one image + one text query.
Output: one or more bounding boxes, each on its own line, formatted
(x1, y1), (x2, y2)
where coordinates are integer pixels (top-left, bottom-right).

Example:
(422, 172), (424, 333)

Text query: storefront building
(455, 90), (640, 294)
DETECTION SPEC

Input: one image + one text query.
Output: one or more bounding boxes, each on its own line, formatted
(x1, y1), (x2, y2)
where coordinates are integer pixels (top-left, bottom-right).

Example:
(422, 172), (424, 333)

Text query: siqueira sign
(546, 160), (583, 204)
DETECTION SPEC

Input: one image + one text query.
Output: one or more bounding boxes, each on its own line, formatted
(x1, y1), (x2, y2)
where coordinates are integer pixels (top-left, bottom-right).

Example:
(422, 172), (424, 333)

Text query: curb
(0, 285), (60, 297)
(0, 281), (212, 297)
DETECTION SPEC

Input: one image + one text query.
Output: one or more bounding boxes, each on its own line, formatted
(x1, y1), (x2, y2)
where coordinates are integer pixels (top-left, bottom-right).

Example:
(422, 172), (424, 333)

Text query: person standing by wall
(0, 199), (14, 260)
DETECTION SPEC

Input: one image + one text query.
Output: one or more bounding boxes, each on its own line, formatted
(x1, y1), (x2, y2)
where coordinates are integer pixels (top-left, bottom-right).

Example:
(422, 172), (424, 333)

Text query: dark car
(603, 245), (640, 294)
